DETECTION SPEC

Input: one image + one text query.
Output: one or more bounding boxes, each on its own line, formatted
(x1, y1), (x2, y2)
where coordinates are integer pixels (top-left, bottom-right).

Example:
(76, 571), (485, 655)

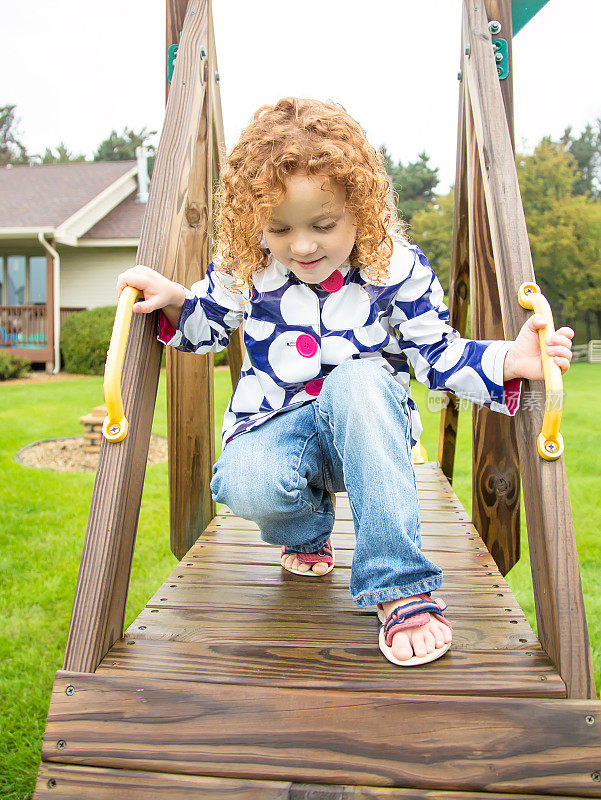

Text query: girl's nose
(290, 235), (318, 258)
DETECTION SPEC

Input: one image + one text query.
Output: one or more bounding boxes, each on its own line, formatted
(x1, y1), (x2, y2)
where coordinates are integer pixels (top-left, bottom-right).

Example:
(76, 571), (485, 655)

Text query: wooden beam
(36, 763), (600, 800)
(463, 0), (596, 698)
(62, 0), (209, 674)
(43, 671), (601, 794)
(438, 32), (470, 483)
(166, 0), (215, 559)
(206, 4), (245, 387)
(466, 0), (521, 577)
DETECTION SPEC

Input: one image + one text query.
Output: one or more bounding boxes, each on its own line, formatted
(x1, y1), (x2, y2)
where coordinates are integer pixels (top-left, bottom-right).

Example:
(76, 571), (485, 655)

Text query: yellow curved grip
(518, 282), (564, 461)
(412, 439), (428, 465)
(102, 285), (144, 443)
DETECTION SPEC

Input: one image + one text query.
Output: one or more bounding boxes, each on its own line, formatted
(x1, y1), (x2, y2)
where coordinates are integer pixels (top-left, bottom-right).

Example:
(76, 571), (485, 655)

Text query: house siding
(59, 246), (138, 308)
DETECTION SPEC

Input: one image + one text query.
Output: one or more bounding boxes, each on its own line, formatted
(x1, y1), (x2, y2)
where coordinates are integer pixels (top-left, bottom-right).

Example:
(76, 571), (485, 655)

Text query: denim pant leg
(210, 404), (335, 552)
(314, 359), (443, 608)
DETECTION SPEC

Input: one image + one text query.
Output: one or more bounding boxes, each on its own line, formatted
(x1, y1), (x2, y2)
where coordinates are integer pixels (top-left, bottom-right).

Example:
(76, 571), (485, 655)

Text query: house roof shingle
(0, 160), (138, 230)
(82, 192), (146, 240)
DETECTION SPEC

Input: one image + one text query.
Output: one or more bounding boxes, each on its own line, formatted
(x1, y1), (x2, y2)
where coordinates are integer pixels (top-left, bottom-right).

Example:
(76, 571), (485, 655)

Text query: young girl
(116, 97), (574, 668)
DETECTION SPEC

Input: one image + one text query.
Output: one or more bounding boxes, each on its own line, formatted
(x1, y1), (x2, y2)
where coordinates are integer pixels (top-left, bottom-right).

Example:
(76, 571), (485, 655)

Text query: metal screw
(592, 772), (601, 782)
(47, 779), (57, 789)
(489, 20), (502, 34)
(539, 675), (548, 681)
(545, 441), (558, 453)
(56, 740), (67, 750)
(215, 70), (220, 82)
(465, 45), (471, 56)
(200, 47), (207, 59)
(65, 685), (74, 696)
(586, 715), (595, 725)
(108, 424), (120, 435)
(495, 52), (503, 62)
(524, 286), (534, 294)
(457, 71), (462, 81)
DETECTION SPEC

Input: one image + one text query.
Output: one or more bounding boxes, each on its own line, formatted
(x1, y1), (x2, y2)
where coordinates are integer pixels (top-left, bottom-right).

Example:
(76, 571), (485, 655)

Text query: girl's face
(263, 173), (357, 284)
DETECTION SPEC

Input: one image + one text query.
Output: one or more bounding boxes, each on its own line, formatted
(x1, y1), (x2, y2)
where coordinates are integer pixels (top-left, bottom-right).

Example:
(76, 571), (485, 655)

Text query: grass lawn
(1, 362), (599, 799)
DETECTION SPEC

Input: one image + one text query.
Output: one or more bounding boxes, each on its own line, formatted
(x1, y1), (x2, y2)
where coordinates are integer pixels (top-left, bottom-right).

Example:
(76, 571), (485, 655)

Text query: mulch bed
(16, 435), (168, 473)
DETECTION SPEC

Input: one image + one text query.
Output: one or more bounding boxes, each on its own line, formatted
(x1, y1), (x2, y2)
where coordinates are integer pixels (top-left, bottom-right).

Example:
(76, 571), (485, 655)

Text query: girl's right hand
(116, 265), (186, 319)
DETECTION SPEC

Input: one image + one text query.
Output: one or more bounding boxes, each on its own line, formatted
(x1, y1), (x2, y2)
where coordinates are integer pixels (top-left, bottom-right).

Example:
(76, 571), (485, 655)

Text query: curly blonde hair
(215, 97), (406, 292)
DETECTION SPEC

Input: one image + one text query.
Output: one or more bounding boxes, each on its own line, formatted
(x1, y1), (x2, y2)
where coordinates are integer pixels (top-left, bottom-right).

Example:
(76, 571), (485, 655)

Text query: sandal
(377, 593), (453, 667)
(280, 540), (335, 576)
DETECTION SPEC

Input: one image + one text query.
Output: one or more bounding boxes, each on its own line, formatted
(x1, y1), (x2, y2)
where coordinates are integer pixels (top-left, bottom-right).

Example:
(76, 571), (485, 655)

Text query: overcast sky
(2, 1), (599, 192)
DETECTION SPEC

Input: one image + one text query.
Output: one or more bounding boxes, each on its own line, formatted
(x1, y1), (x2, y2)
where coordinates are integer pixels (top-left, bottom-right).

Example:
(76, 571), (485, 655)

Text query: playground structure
(35, 1), (601, 798)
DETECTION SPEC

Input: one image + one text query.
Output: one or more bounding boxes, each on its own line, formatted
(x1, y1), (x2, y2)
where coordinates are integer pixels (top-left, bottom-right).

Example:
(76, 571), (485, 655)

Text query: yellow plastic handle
(411, 438), (428, 465)
(517, 282), (564, 461)
(102, 285), (144, 443)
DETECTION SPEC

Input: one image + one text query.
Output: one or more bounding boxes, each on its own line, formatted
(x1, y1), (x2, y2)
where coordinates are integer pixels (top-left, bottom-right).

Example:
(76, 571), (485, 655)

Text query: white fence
(573, 341), (601, 363)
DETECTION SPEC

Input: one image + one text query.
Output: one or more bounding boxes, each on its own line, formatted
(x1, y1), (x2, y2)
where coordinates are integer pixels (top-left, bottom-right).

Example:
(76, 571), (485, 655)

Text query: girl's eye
(315, 223), (336, 232)
(267, 228), (289, 235)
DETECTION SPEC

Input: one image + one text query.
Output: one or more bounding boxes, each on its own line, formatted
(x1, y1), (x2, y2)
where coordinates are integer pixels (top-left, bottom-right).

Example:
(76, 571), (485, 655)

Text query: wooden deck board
(105, 464), (562, 702)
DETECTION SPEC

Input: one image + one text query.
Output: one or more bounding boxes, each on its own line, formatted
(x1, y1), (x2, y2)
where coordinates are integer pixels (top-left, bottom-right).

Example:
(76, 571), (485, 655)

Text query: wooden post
(63, 0), (209, 673)
(166, 0), (216, 559)
(438, 33), (470, 483)
(468, 0), (521, 576)
(463, 0), (595, 698)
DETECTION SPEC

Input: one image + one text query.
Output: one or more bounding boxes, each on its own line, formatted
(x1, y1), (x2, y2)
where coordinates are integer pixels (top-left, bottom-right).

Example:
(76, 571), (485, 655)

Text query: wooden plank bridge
(35, 0), (601, 797)
(36, 465), (601, 798)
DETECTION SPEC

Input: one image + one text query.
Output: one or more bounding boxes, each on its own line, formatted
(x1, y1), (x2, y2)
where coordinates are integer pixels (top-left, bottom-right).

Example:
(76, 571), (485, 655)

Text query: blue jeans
(210, 359), (443, 607)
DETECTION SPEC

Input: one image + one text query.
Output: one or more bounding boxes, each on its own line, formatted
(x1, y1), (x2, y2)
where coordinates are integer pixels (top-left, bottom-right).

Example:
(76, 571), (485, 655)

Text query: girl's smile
(263, 173), (357, 284)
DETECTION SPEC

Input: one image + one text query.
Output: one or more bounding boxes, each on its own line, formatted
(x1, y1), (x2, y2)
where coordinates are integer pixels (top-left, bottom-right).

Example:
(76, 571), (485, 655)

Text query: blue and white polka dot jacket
(158, 241), (521, 448)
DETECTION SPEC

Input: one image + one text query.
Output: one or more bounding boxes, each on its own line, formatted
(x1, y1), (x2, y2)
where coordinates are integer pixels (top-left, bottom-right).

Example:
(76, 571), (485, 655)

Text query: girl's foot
(380, 596), (453, 662)
(280, 541), (334, 576)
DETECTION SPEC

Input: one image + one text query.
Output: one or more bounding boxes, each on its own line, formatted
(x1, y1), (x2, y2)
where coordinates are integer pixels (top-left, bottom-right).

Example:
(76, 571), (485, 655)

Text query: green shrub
(0, 352), (31, 380)
(214, 348), (229, 367)
(61, 306), (116, 375)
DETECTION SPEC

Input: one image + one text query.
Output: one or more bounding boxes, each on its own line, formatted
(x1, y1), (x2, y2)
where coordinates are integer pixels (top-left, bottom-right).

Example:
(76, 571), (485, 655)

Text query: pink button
(296, 333), (318, 358)
(305, 378), (324, 396)
(320, 269), (344, 292)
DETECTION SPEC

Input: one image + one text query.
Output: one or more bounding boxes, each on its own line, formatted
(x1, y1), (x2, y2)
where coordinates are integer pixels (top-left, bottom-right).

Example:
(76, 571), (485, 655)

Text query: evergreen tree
(0, 104), (29, 166)
(39, 141), (86, 164)
(94, 126), (156, 174)
(390, 152), (439, 223)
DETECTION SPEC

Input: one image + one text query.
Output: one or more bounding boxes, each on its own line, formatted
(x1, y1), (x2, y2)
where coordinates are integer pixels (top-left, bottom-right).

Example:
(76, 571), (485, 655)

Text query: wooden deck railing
(438, 0), (595, 699)
(0, 305), (83, 347)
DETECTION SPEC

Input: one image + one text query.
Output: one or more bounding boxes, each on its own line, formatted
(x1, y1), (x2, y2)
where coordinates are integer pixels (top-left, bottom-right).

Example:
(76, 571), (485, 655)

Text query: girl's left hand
(503, 315), (574, 381)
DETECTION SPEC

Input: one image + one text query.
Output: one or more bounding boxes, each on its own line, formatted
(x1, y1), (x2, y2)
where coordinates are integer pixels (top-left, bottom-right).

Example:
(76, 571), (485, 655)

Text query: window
(0, 255), (47, 305)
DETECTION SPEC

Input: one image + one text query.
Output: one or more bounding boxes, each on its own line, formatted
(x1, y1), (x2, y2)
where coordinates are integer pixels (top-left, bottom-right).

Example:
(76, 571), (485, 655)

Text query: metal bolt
(215, 70), (220, 82)
(586, 715), (595, 725)
(47, 779), (57, 789)
(56, 740), (67, 750)
(465, 45), (471, 56)
(108, 424), (120, 435)
(489, 20), (502, 34)
(65, 685), (74, 696)
(495, 52), (503, 62)
(457, 71), (462, 81)
(592, 772), (601, 782)
(539, 675), (548, 681)
(200, 47), (207, 59)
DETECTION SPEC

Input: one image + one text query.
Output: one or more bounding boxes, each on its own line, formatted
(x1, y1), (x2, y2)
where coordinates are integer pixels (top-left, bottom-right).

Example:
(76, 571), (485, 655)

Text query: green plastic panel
(512, 0), (551, 35)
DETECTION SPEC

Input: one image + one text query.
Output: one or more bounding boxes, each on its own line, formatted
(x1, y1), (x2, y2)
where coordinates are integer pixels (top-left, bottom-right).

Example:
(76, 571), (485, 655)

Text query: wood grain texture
(167, 56), (215, 560)
(61, 0), (208, 676)
(465, 77), (521, 577)
(438, 35), (470, 483)
(97, 639), (564, 697)
(35, 764), (598, 800)
(464, 0), (596, 698)
(42, 671), (601, 795)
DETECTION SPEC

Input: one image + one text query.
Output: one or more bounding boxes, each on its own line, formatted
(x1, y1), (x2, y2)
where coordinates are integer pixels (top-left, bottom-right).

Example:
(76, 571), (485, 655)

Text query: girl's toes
(391, 631), (414, 661)
(294, 558), (311, 573)
(411, 629), (428, 658)
(312, 561), (329, 575)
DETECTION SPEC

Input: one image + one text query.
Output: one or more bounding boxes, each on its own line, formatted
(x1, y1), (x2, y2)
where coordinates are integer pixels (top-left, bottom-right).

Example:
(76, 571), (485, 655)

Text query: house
(0, 150), (149, 372)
